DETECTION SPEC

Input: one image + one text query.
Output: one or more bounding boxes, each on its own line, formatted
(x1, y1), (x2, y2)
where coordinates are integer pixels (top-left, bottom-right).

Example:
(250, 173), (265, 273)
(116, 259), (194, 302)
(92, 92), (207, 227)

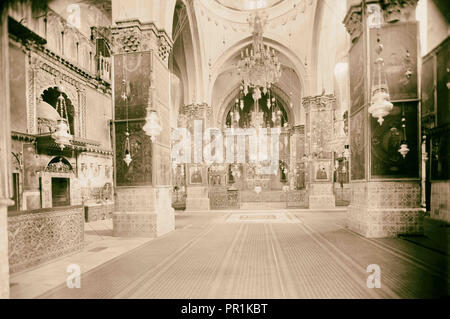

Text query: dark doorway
(8, 173), (20, 212)
(52, 177), (70, 207)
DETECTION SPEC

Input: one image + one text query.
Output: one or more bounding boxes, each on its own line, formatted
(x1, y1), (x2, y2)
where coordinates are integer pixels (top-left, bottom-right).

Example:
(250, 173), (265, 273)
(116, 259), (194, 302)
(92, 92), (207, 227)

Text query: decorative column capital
(302, 94), (336, 113)
(111, 20), (173, 63)
(343, 6), (363, 43)
(290, 125), (305, 137)
(179, 103), (212, 120)
(380, 0), (419, 23)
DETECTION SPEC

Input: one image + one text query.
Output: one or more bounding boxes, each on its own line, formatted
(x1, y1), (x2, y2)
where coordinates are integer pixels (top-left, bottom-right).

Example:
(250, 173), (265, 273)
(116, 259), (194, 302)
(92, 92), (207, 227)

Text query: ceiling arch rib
(170, 0), (205, 105)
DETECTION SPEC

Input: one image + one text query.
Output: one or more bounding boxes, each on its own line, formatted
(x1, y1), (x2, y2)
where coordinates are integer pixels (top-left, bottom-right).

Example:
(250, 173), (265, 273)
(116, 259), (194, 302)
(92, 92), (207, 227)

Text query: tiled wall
(8, 206), (84, 273)
(347, 181), (425, 238)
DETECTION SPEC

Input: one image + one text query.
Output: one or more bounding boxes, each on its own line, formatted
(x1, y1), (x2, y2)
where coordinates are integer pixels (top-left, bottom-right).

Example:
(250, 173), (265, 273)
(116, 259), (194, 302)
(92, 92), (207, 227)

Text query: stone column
(303, 95), (336, 209)
(179, 103), (212, 211)
(344, 0), (424, 238)
(0, 14), (11, 299)
(291, 125), (306, 190)
(111, 20), (175, 237)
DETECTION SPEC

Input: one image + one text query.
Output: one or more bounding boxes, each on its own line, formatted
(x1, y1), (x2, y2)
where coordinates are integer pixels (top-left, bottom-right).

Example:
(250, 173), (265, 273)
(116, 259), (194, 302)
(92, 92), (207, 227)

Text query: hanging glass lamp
(52, 85), (72, 150)
(369, 36), (393, 125)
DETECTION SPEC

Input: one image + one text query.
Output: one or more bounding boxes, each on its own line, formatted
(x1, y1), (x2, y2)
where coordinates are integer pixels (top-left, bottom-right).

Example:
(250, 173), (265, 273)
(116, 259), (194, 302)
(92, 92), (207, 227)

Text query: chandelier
(52, 84), (72, 150)
(237, 11), (282, 101)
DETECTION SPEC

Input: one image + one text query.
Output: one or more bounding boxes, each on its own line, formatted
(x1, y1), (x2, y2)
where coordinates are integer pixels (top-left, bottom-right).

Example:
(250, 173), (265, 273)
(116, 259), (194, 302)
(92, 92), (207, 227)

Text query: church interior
(0, 0), (448, 299)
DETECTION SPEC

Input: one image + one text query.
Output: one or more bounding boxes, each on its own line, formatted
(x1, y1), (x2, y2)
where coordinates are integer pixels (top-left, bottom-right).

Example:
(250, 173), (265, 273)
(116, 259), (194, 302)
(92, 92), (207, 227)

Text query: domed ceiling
(215, 0), (284, 11)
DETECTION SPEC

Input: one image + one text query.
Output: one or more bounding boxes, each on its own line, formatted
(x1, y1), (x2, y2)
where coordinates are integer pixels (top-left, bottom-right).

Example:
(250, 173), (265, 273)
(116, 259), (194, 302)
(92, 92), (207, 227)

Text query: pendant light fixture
(143, 54), (163, 142)
(122, 58), (132, 167)
(52, 84), (72, 150)
(369, 34), (393, 125)
(398, 105), (409, 159)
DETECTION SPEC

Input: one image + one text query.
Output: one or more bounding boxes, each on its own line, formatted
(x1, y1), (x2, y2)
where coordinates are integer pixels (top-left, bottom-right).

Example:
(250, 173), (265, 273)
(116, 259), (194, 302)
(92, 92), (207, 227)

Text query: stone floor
(10, 210), (450, 299)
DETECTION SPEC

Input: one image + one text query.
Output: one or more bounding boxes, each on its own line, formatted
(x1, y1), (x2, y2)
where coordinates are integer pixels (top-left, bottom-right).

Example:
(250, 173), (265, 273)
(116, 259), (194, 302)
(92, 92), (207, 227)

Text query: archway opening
(41, 87), (75, 135)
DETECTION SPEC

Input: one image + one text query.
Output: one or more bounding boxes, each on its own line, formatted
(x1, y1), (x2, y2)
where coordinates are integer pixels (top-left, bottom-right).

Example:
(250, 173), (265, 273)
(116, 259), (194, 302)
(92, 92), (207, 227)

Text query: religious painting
(350, 110), (365, 181)
(114, 52), (153, 120)
(349, 36), (365, 114)
(430, 129), (449, 181)
(436, 39), (449, 127)
(313, 161), (331, 182)
(189, 166), (203, 185)
(371, 102), (419, 178)
(370, 22), (418, 101)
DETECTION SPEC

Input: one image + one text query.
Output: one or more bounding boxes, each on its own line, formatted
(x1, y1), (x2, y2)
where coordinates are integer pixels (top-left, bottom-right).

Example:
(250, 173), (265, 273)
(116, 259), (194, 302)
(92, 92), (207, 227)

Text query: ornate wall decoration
(380, 0), (419, 23)
(158, 36), (171, 62)
(303, 94), (335, 158)
(8, 206), (84, 273)
(44, 157), (73, 174)
(210, 190), (240, 209)
(111, 20), (173, 65)
(180, 103), (213, 121)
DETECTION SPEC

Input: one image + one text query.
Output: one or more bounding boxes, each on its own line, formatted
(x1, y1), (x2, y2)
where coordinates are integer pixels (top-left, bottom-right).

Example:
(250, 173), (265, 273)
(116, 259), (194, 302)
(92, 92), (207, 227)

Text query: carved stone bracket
(343, 6), (363, 43)
(380, 0), (419, 23)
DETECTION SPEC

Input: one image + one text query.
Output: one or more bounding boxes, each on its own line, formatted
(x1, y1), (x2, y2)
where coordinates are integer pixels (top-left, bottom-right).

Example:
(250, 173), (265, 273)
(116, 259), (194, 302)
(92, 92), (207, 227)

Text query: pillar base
(113, 186), (175, 238)
(113, 211), (174, 238)
(185, 186), (210, 211)
(347, 205), (425, 238)
(346, 181), (424, 238)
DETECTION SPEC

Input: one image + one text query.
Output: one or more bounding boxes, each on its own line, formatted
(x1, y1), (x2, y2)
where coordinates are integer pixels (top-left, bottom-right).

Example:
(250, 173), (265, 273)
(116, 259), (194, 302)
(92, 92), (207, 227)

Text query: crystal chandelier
(237, 11), (282, 101)
(369, 35), (393, 126)
(52, 85), (72, 150)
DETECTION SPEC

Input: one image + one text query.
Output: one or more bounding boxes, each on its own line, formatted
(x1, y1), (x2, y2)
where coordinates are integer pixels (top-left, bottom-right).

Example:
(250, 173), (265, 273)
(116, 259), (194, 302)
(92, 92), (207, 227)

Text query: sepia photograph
(0, 0), (448, 312)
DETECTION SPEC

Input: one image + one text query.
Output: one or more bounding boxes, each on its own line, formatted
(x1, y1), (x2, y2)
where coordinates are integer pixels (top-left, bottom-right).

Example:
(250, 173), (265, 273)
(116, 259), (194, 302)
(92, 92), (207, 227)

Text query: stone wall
(8, 206), (84, 273)
(84, 202), (114, 222)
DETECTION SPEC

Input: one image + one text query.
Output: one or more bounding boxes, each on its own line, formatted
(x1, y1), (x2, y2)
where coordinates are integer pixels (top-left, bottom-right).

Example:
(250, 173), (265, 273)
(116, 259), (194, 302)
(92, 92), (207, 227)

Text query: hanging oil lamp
(343, 144), (350, 159)
(143, 73), (162, 142)
(398, 107), (409, 159)
(123, 131), (132, 166)
(121, 77), (132, 166)
(369, 35), (393, 125)
(52, 84), (72, 150)
(143, 108), (162, 142)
